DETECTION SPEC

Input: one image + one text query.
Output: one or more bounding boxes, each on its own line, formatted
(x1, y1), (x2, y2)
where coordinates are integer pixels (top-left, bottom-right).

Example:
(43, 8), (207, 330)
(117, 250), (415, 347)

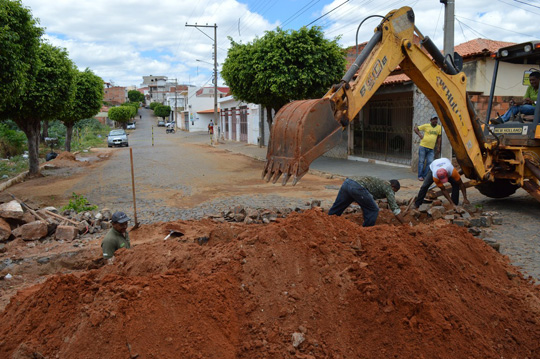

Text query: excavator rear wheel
(475, 179), (519, 198)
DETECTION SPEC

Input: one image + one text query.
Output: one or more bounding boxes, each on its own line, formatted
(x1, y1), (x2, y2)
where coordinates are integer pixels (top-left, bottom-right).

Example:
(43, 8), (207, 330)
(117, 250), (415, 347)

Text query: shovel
(163, 225), (185, 241)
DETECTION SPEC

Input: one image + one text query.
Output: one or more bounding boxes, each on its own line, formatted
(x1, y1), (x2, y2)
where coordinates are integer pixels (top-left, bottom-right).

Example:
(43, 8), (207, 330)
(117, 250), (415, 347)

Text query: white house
(182, 86), (229, 132)
(218, 96), (270, 146)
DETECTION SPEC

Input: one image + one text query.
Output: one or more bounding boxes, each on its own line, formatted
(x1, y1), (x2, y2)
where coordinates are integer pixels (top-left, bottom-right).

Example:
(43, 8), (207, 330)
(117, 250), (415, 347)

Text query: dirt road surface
(7, 109), (344, 222)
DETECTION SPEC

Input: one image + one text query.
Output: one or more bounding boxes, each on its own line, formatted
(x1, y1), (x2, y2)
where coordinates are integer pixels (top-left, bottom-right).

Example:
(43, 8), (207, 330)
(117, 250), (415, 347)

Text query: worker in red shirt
(414, 157), (469, 209)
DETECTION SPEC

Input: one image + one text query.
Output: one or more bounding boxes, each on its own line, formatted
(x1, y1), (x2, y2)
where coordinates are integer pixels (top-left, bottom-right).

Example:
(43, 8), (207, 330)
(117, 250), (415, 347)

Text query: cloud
(22, 0), (540, 87)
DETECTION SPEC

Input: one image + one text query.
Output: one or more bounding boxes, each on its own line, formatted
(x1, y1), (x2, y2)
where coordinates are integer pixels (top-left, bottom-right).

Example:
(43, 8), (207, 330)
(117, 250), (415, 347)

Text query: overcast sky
(22, 0), (540, 88)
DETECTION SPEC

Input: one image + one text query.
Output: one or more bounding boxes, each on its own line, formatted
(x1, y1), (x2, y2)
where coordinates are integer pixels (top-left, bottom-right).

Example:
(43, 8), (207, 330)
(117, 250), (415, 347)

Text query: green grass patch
(0, 155), (29, 180)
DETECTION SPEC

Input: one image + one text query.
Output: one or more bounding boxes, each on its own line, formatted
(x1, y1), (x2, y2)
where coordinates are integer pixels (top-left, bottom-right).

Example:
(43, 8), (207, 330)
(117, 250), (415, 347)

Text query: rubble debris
(20, 221), (48, 241)
(0, 200), (24, 220)
(55, 226), (78, 241)
(0, 218), (11, 242)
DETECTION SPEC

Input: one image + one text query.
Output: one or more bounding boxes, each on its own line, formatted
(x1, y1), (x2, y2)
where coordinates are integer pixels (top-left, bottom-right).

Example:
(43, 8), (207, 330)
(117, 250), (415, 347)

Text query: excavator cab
(485, 42), (540, 146)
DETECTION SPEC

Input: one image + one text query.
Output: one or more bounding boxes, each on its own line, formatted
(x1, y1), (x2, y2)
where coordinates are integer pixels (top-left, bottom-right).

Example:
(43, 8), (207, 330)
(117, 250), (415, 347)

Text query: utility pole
(173, 78), (178, 127)
(185, 23), (218, 140)
(440, 0), (455, 160)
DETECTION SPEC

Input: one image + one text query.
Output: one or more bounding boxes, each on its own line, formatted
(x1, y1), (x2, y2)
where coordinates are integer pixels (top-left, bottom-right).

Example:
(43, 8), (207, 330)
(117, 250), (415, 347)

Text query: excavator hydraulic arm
(263, 6), (489, 186)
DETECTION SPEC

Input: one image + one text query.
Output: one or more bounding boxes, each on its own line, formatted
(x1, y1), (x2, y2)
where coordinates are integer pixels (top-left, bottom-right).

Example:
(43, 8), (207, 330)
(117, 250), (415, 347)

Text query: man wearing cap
(414, 157), (469, 209)
(101, 211), (131, 259)
(414, 116), (442, 181)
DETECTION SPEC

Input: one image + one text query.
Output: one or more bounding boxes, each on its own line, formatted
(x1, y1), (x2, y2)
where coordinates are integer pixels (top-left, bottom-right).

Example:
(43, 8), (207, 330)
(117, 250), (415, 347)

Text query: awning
(196, 109), (220, 114)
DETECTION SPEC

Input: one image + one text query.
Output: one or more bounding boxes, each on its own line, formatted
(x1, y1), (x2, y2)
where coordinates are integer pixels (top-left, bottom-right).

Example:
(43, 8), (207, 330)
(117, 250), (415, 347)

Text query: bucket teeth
(271, 169), (282, 184)
(281, 173), (290, 186)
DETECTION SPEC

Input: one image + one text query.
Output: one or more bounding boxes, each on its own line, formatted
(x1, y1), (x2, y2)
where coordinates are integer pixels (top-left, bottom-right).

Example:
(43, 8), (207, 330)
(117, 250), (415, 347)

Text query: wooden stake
(130, 147), (139, 228)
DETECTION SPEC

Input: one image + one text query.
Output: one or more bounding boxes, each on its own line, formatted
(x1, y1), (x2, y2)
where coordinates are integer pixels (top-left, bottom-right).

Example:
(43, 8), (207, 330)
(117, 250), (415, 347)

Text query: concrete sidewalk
(185, 131), (417, 181)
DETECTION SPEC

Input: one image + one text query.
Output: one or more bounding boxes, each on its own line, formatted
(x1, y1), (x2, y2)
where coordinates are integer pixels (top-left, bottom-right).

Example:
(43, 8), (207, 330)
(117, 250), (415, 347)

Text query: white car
(127, 122), (136, 130)
(166, 122), (175, 128)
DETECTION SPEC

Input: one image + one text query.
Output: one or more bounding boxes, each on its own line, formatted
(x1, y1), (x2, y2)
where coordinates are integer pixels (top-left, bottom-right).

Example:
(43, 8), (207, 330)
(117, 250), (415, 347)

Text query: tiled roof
(454, 38), (515, 57)
(345, 38), (516, 86)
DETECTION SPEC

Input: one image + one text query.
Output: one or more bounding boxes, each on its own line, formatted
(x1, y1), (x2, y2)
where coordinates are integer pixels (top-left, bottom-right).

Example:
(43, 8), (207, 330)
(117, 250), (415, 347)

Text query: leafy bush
(46, 118), (110, 151)
(0, 123), (27, 158)
(61, 193), (98, 213)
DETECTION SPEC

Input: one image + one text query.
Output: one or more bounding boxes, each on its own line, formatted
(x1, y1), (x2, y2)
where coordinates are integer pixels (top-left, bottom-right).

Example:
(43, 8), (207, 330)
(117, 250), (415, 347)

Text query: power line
(514, 0), (540, 10)
(456, 15), (535, 37)
(454, 18), (490, 39)
(306, 0), (350, 27)
(497, 0), (540, 16)
(279, 0), (322, 29)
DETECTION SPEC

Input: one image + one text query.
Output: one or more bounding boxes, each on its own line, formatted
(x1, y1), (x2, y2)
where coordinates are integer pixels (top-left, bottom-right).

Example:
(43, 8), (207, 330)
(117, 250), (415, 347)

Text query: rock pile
(205, 199), (503, 249)
(0, 198), (113, 245)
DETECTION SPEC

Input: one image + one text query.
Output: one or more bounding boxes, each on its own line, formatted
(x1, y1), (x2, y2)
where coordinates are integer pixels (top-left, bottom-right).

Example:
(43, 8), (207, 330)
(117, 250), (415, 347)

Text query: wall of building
(104, 87), (126, 105)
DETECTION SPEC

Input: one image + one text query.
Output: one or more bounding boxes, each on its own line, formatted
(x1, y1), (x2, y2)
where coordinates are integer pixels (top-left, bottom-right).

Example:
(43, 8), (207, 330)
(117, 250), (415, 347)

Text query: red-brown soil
(1, 210), (539, 358)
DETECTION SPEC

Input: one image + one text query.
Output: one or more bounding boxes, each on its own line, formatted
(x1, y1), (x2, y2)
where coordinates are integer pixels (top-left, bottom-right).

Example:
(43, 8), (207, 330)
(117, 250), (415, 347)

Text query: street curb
(0, 171), (29, 192)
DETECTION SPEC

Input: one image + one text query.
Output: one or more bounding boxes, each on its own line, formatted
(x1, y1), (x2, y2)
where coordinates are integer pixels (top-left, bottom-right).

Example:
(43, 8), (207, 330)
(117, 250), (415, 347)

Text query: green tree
(128, 90), (145, 103)
(121, 102), (139, 119)
(0, 0), (43, 113)
(149, 102), (160, 110)
(221, 26), (345, 127)
(59, 68), (104, 152)
(154, 105), (171, 120)
(108, 106), (132, 127)
(3, 42), (76, 175)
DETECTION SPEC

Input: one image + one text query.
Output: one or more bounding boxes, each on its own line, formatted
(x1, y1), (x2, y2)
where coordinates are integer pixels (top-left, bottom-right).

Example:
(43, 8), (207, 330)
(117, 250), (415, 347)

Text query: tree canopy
(154, 105), (171, 120)
(0, 0), (43, 113)
(121, 102), (139, 118)
(149, 102), (160, 110)
(221, 26), (346, 125)
(128, 90), (145, 103)
(108, 106), (132, 126)
(2, 41), (77, 175)
(59, 68), (104, 151)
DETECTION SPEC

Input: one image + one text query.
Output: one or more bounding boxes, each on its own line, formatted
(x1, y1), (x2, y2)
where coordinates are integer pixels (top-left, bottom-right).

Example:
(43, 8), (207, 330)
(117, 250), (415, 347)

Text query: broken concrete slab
(55, 225), (78, 241)
(20, 221), (48, 241)
(0, 218), (11, 242)
(0, 200), (24, 220)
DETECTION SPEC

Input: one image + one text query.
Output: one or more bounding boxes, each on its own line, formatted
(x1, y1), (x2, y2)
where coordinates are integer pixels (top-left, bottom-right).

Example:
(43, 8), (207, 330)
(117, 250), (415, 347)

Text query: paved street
(67, 108), (345, 223)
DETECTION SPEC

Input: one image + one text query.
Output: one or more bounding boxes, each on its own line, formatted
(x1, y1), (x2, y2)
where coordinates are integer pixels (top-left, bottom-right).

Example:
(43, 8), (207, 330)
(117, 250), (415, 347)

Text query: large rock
(0, 218), (11, 241)
(20, 221), (48, 241)
(55, 225), (78, 241)
(0, 200), (24, 220)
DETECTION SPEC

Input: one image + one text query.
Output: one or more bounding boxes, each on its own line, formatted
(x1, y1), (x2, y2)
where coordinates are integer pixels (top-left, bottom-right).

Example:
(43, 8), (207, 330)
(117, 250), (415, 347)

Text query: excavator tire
(475, 179), (519, 198)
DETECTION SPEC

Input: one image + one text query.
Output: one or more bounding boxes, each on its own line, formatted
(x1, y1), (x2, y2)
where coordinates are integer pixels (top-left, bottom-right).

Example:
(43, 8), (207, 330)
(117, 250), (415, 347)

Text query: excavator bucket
(263, 98), (342, 186)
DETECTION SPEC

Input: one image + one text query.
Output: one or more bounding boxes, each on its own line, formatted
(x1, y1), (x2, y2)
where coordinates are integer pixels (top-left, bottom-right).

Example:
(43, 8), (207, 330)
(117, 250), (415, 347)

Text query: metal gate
(353, 94), (413, 165)
(239, 106), (248, 142)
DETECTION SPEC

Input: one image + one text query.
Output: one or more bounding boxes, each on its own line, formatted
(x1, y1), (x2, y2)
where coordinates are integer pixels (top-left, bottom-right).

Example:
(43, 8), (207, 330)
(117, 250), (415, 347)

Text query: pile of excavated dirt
(54, 151), (77, 161)
(1, 210), (539, 358)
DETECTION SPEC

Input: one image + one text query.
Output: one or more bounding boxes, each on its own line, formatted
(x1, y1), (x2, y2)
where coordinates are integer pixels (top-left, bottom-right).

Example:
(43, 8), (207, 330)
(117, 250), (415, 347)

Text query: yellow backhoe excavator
(263, 6), (540, 202)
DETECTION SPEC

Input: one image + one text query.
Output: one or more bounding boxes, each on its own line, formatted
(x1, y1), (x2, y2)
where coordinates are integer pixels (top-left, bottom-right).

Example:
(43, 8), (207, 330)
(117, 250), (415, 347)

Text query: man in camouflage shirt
(328, 176), (404, 227)
(101, 211), (131, 259)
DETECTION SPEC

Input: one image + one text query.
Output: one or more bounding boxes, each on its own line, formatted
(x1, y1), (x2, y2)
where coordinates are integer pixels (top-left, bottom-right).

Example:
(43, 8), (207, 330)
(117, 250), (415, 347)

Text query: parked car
(166, 121), (175, 128)
(107, 129), (129, 147)
(157, 120), (165, 127)
(127, 122), (136, 130)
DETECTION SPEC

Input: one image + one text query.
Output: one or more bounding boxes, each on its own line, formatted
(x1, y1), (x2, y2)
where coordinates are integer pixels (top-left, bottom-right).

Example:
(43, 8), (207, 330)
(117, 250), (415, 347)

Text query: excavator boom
(263, 6), (488, 186)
